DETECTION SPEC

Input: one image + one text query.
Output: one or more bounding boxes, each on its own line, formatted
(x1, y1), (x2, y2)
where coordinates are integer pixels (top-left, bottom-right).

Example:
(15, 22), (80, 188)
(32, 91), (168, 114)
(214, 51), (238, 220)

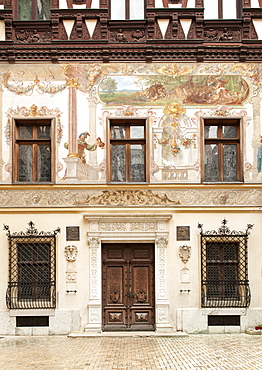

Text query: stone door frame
(83, 213), (173, 332)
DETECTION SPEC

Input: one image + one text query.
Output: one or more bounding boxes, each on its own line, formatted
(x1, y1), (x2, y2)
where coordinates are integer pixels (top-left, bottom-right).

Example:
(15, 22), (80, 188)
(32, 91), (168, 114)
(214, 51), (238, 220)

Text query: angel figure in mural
(64, 132), (105, 164)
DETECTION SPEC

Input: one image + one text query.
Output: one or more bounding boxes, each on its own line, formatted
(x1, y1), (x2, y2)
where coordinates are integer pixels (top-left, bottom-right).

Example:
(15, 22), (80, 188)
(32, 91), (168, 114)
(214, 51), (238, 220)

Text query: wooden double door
(102, 243), (155, 331)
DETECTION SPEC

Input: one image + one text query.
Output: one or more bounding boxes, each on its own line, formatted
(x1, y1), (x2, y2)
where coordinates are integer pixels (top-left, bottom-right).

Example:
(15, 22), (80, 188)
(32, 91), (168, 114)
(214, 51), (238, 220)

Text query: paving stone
(0, 334), (262, 369)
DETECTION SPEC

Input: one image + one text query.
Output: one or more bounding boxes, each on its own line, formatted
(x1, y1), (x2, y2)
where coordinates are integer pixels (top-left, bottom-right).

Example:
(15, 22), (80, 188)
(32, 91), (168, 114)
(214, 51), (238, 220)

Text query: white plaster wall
(0, 210), (262, 335)
(223, 0), (237, 19)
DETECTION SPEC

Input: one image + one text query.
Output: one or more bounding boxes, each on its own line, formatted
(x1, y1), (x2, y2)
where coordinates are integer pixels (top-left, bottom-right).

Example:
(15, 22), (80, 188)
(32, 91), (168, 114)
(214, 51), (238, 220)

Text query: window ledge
(9, 309), (55, 317)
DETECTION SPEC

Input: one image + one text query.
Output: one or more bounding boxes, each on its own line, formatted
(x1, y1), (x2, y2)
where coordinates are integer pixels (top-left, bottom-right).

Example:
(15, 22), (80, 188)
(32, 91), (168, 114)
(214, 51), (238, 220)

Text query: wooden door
(102, 243), (155, 331)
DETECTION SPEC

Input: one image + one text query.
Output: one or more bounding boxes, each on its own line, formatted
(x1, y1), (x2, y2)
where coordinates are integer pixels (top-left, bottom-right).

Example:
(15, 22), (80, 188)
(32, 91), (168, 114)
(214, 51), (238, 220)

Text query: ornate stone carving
(89, 307), (100, 323)
(66, 268), (77, 282)
(0, 188), (262, 207)
(155, 237), (168, 248)
(179, 245), (191, 263)
(180, 267), (190, 283)
(99, 222), (158, 232)
(87, 237), (100, 248)
(64, 245), (78, 262)
(158, 307), (168, 322)
(78, 190), (180, 206)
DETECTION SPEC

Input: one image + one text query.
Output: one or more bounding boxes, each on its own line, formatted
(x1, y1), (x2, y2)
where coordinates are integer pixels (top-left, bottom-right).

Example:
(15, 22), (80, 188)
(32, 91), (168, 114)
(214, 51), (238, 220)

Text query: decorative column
(63, 85), (79, 179)
(85, 237), (102, 332)
(155, 236), (173, 332)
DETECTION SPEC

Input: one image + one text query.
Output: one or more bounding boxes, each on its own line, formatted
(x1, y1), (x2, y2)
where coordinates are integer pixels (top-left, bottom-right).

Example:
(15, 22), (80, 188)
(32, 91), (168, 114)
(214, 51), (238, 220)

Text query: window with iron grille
(4, 221), (60, 310)
(13, 119), (53, 183)
(198, 219), (253, 308)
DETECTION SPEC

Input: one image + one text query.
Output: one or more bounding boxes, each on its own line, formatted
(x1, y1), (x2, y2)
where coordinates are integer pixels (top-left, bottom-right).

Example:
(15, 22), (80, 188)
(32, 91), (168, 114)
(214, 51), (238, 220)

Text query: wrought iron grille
(4, 221), (60, 310)
(198, 219), (253, 308)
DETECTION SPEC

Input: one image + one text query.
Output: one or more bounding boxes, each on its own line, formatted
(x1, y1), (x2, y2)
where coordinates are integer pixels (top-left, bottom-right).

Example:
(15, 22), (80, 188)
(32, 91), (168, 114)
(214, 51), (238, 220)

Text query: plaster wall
(0, 210), (261, 335)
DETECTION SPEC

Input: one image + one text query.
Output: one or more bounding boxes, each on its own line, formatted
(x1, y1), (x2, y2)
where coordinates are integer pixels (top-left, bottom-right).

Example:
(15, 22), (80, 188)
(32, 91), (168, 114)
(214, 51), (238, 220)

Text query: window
(203, 119), (242, 182)
(110, 0), (145, 20)
(108, 119), (147, 182)
(17, 0), (50, 21)
(199, 219), (252, 308)
(13, 119), (53, 183)
(17, 242), (51, 300)
(5, 221), (59, 310)
(204, 0), (242, 19)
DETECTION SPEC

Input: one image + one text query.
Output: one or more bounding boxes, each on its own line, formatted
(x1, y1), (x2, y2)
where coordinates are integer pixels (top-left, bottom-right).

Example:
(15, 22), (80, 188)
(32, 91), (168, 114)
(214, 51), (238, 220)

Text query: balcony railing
(202, 280), (251, 308)
(6, 282), (56, 309)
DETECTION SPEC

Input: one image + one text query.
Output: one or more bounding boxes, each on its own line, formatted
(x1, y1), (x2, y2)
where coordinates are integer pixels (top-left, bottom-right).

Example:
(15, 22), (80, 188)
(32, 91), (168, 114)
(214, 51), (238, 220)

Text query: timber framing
(0, 5), (261, 63)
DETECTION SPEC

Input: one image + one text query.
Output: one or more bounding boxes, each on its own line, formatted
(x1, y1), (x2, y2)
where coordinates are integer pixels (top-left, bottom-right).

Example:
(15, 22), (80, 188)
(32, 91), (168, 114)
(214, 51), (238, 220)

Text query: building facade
(0, 0), (262, 335)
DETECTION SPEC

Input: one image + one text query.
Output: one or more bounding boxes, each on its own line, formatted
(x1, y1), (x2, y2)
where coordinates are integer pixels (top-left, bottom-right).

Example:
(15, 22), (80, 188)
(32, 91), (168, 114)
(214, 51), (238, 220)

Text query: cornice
(1, 43), (262, 63)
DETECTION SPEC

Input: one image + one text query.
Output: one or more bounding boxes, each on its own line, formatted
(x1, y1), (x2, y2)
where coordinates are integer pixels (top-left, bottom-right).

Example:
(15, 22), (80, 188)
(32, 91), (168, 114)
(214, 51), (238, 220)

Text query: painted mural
(98, 75), (249, 106)
(0, 62), (261, 183)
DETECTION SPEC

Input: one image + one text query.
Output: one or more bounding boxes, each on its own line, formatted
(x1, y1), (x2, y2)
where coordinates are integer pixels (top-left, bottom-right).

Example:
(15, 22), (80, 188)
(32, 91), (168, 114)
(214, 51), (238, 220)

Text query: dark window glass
(110, 120), (146, 182)
(203, 120), (241, 182)
(18, 0), (50, 21)
(15, 120), (52, 183)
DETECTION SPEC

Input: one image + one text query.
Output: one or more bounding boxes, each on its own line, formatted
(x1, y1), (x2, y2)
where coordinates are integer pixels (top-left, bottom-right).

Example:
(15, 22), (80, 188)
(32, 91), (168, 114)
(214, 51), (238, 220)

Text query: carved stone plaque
(66, 226), (80, 241)
(176, 226), (190, 241)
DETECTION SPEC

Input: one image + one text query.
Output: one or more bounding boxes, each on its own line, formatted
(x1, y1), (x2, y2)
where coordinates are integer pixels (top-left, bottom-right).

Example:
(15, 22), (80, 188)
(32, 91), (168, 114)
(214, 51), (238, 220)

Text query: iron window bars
(198, 219), (253, 308)
(4, 221), (60, 310)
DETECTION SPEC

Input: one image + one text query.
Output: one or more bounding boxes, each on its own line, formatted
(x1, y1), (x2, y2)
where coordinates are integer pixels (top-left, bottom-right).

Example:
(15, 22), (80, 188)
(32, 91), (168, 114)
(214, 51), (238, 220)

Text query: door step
(68, 331), (188, 338)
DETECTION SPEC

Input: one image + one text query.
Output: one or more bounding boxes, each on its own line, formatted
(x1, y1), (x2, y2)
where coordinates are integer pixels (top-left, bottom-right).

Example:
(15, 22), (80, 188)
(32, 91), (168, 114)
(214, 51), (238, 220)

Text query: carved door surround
(84, 213), (173, 332)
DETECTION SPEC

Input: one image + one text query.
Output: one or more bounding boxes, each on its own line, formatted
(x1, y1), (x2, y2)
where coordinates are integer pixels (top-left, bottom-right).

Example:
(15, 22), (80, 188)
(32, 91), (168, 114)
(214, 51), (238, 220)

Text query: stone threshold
(68, 331), (188, 338)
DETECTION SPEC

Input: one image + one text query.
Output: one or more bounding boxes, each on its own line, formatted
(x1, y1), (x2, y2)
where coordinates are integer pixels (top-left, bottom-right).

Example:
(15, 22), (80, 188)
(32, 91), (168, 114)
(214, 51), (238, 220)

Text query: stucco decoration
(5, 104), (63, 144)
(0, 188), (262, 207)
(66, 269), (77, 283)
(179, 245), (191, 263)
(3, 73), (67, 95)
(64, 245), (78, 262)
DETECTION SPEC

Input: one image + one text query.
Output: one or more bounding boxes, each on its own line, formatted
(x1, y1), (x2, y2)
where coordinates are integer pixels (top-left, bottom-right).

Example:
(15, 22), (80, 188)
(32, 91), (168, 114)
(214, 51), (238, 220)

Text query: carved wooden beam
(50, 0), (59, 8)
(67, 0), (73, 8)
(146, 0), (155, 7)
(243, 0), (251, 7)
(195, 0), (203, 7)
(100, 0), (108, 8)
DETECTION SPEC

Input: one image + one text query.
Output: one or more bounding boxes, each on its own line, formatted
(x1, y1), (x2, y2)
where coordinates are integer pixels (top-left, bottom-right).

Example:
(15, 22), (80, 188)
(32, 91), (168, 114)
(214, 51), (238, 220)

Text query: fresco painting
(154, 106), (196, 157)
(98, 75), (249, 106)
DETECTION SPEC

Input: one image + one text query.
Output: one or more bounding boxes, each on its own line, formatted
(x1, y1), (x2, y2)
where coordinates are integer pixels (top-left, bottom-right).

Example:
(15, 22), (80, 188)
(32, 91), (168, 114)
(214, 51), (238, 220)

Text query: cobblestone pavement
(0, 334), (262, 370)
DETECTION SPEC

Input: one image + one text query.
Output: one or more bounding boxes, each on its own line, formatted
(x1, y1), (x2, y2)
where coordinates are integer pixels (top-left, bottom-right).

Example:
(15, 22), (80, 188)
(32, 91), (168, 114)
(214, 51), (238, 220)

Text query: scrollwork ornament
(64, 245), (78, 262)
(179, 245), (191, 264)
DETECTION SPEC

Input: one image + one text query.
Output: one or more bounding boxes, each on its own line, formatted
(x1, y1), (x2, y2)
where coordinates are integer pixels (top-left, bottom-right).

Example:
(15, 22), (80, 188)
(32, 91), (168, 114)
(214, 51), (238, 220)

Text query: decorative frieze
(0, 188), (262, 207)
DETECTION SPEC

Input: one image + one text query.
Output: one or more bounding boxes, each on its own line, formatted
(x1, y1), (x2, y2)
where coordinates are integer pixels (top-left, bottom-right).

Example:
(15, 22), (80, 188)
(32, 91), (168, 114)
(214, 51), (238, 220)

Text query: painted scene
(98, 75), (249, 106)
